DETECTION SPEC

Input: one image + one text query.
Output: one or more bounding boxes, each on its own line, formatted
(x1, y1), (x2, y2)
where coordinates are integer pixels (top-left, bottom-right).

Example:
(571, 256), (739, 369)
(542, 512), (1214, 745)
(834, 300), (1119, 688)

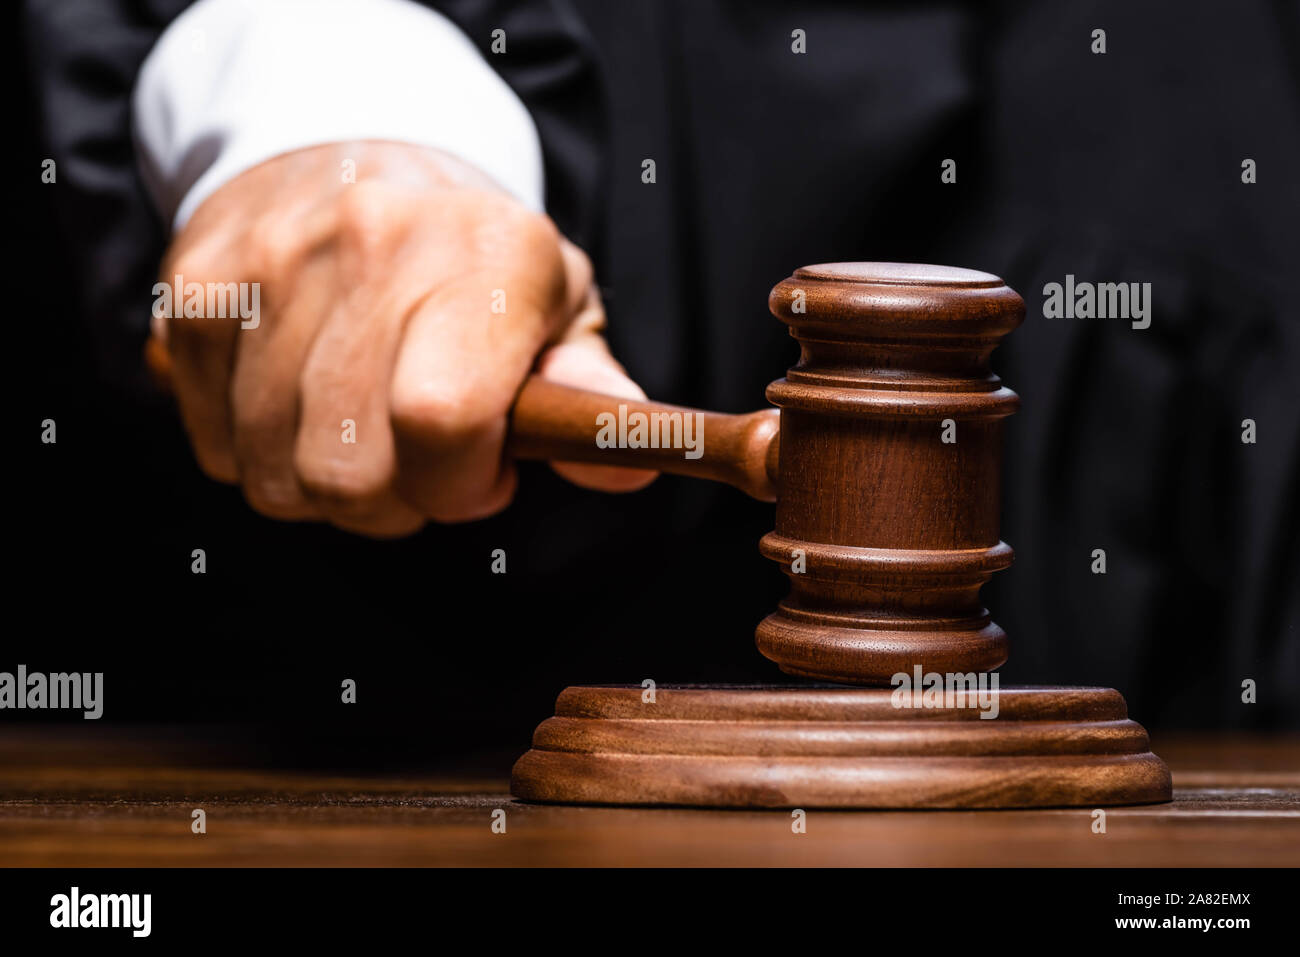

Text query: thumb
(534, 327), (659, 494)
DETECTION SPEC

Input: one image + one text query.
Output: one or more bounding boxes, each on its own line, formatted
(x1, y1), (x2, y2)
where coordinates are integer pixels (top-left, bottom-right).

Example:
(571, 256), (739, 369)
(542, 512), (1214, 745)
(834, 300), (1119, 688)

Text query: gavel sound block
(509, 263), (1171, 808)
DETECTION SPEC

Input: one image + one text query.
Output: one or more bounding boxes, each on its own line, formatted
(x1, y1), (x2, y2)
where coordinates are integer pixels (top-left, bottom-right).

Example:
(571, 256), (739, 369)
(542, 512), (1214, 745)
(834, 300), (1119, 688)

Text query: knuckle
(335, 181), (409, 251)
(159, 259), (243, 341)
(294, 452), (392, 508)
(389, 379), (501, 446)
(165, 229), (234, 283)
(563, 242), (594, 294)
(468, 201), (562, 264)
(245, 218), (301, 278)
(513, 206), (562, 249)
(511, 213), (564, 276)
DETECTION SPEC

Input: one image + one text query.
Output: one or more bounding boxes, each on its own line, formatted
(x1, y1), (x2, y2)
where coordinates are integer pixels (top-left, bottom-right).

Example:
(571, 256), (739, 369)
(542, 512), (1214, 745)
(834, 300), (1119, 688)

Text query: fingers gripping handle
(145, 339), (780, 502)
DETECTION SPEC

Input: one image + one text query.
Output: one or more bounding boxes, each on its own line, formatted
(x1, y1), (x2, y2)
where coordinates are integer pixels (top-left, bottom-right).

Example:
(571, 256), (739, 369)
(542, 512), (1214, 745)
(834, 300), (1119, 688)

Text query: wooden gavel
(151, 261), (1025, 685)
(514, 262), (1024, 686)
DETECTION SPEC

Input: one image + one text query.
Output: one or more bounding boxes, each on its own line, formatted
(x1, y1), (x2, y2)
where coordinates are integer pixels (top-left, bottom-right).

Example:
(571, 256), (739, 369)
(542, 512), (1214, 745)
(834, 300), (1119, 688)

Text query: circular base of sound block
(510, 685), (1172, 809)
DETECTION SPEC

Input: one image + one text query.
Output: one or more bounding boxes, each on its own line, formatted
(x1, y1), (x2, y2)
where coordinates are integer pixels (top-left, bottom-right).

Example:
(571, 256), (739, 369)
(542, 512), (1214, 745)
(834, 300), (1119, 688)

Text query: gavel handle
(510, 376), (779, 502)
(145, 338), (780, 502)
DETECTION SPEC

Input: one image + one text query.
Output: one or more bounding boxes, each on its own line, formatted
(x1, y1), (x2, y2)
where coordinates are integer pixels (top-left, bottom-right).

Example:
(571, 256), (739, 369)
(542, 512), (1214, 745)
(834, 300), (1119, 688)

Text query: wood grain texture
(509, 377), (781, 501)
(0, 730), (1294, 867)
(510, 685), (1172, 809)
(758, 262), (1024, 683)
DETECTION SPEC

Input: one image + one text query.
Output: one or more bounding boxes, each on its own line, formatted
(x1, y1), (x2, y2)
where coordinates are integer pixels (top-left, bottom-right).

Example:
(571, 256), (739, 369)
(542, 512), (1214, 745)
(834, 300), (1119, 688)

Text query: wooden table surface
(1, 728), (1296, 867)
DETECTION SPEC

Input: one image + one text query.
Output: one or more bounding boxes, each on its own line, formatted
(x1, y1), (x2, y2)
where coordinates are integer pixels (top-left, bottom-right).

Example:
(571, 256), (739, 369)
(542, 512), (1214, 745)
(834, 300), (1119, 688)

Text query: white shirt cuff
(132, 0), (545, 231)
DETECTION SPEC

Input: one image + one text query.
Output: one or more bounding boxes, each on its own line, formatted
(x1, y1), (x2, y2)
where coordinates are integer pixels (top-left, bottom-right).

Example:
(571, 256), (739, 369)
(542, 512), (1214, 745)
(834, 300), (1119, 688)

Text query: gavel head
(758, 263), (1025, 685)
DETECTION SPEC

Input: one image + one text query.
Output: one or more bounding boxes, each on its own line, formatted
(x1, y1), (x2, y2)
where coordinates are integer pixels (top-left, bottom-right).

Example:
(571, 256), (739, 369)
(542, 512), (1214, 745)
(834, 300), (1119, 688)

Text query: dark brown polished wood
(510, 262), (1172, 810)
(759, 263), (1023, 682)
(511, 685), (1171, 809)
(508, 376), (780, 502)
